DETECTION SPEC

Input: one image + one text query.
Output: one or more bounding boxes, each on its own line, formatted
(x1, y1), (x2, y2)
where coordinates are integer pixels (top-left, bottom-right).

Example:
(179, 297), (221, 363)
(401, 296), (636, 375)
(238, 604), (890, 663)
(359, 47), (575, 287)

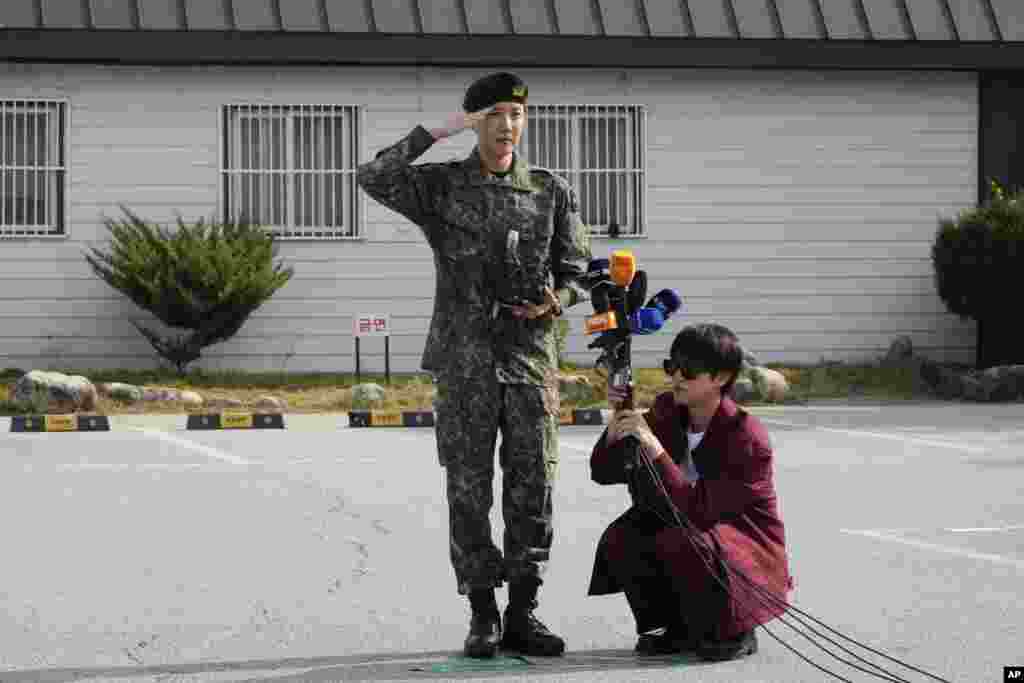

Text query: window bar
(314, 106), (321, 232)
(301, 107), (309, 233)
(284, 109), (292, 234)
(244, 106), (252, 225)
(265, 110), (271, 227)
(315, 105), (323, 232)
(57, 101), (66, 235)
(295, 107), (302, 234)
(230, 107), (238, 225)
(29, 102), (36, 229)
(36, 103), (44, 230)
(245, 106), (253, 226)
(304, 106), (311, 234)
(26, 103), (32, 229)
(338, 108), (344, 232)
(47, 103), (55, 231)
(44, 103), (51, 230)
(253, 105), (260, 227)
(605, 105), (612, 229)
(18, 105), (25, 231)
(315, 107), (321, 234)
(237, 106), (244, 224)
(340, 109), (346, 236)
(641, 106), (647, 236)
(326, 107), (333, 232)
(272, 106), (279, 228)
(260, 106), (267, 230)
(270, 105), (276, 228)
(1, 101), (6, 229)
(610, 105), (618, 229)
(268, 106), (276, 229)
(308, 106), (314, 233)
(597, 105), (603, 229)
(324, 109), (331, 231)
(35, 103), (42, 232)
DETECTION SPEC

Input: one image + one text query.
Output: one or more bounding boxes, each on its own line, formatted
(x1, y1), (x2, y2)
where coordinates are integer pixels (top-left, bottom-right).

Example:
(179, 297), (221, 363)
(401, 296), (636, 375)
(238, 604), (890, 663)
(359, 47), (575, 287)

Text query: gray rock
(750, 367), (789, 403)
(178, 390), (204, 406)
(105, 382), (143, 403)
(352, 383), (386, 405)
(140, 387), (183, 402)
(965, 365), (1024, 402)
(13, 370), (97, 411)
(884, 336), (914, 365)
(253, 396), (288, 413)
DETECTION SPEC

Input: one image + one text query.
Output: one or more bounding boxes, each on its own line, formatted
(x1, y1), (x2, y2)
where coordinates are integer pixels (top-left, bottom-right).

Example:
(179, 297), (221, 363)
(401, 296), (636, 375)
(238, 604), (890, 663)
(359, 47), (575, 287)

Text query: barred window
(521, 105), (646, 236)
(1, 100), (67, 237)
(221, 104), (362, 239)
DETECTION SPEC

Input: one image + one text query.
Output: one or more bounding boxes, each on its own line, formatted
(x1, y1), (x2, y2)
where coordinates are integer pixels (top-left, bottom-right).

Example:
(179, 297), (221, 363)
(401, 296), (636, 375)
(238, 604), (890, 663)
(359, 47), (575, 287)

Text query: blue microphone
(644, 289), (683, 320)
(628, 306), (666, 335)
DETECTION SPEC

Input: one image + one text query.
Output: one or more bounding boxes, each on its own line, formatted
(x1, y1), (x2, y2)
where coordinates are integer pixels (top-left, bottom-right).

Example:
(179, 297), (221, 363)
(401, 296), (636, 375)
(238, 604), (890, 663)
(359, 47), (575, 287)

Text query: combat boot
(464, 588), (501, 658)
(500, 578), (565, 656)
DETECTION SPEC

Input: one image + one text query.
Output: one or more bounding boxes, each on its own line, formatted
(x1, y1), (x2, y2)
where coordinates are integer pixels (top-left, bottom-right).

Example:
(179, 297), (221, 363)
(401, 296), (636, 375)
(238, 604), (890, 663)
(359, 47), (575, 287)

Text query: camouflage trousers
(434, 373), (560, 595)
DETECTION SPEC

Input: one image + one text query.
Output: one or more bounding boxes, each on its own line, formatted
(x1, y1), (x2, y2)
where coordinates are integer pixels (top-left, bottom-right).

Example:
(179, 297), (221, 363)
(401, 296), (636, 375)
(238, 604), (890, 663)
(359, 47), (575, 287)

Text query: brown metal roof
(1, 0), (1022, 68)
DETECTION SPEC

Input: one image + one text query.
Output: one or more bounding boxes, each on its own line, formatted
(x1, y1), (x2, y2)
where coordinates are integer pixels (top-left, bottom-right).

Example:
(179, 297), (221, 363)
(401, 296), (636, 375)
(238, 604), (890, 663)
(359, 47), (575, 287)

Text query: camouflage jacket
(356, 125), (592, 386)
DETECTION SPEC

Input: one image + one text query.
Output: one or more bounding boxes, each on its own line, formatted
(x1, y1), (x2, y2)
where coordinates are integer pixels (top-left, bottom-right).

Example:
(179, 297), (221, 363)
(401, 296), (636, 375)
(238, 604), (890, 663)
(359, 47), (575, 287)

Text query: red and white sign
(353, 313), (391, 338)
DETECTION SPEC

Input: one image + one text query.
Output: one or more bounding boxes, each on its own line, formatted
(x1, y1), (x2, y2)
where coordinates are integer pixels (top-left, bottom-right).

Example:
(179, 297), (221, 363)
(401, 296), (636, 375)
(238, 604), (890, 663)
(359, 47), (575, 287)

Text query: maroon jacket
(588, 392), (793, 636)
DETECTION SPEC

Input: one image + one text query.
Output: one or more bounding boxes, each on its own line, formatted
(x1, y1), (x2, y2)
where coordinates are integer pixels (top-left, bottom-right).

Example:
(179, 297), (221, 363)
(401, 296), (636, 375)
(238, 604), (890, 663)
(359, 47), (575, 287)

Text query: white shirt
(682, 430), (705, 482)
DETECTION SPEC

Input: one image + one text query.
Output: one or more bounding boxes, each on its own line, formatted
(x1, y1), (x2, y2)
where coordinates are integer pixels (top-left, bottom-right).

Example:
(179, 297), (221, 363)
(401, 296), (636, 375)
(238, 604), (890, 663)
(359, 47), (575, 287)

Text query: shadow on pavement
(0, 648), (709, 682)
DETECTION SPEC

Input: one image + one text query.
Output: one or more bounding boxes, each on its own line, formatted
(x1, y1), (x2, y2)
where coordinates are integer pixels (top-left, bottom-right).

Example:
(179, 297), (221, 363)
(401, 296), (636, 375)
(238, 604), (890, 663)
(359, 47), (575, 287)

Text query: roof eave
(1, 30), (1021, 71)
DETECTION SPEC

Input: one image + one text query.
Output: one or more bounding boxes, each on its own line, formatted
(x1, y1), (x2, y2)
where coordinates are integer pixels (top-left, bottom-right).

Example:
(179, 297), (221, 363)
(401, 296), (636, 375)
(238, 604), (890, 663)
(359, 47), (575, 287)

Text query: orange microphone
(610, 251), (636, 288)
(584, 310), (618, 335)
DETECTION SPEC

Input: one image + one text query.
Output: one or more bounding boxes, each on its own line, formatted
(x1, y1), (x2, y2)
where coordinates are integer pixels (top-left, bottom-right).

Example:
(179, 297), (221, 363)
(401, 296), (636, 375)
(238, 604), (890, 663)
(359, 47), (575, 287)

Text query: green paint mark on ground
(412, 655), (531, 673)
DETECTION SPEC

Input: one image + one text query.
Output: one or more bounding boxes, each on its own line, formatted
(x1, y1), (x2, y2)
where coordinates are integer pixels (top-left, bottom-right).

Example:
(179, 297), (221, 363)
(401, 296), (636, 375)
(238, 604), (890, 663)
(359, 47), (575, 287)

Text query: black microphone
(627, 270), (648, 315)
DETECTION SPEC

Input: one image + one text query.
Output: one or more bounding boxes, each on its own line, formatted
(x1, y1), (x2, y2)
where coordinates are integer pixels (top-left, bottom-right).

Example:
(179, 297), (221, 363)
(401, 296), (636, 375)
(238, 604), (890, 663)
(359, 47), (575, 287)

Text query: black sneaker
(635, 625), (695, 656)
(696, 628), (758, 662)
(501, 609), (565, 656)
(464, 611), (502, 659)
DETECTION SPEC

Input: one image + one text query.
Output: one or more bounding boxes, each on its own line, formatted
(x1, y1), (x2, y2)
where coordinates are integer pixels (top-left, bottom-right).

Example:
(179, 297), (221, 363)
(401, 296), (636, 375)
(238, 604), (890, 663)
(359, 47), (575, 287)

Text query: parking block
(186, 412), (285, 430)
(348, 410), (435, 427)
(559, 408), (612, 426)
(10, 414), (111, 432)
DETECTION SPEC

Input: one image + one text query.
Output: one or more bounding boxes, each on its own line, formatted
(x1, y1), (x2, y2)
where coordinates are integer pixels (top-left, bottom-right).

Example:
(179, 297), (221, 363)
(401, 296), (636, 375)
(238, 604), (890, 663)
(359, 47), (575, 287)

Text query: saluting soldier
(356, 72), (591, 658)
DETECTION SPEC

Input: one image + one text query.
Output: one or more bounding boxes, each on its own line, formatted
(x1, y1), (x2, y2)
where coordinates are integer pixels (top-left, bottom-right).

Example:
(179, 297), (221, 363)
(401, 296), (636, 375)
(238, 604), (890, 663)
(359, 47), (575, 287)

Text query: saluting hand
(429, 107), (493, 141)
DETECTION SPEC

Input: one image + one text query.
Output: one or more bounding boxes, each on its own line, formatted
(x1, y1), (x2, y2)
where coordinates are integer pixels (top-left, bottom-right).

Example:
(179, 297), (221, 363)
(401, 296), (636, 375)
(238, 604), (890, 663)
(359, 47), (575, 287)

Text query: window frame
(219, 103), (365, 240)
(0, 98), (69, 239)
(522, 103), (647, 238)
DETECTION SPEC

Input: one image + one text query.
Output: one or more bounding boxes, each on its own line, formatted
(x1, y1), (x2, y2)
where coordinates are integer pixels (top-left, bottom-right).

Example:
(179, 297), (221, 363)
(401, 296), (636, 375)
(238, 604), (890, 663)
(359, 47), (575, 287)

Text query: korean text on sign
(353, 313), (391, 338)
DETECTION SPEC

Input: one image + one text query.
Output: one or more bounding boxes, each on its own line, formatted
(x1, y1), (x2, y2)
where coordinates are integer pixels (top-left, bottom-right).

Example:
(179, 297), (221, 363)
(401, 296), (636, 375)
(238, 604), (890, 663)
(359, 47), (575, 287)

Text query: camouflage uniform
(357, 125), (591, 594)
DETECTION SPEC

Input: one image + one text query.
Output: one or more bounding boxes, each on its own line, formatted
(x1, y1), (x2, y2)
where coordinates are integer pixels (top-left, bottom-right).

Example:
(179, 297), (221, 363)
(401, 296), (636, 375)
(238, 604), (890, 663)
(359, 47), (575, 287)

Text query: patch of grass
(768, 362), (921, 401)
(0, 362), (932, 416)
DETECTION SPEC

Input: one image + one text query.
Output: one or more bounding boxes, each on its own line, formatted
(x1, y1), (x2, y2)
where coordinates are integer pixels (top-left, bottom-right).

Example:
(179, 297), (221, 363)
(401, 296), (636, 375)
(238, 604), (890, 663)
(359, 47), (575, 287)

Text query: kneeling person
(587, 323), (793, 661)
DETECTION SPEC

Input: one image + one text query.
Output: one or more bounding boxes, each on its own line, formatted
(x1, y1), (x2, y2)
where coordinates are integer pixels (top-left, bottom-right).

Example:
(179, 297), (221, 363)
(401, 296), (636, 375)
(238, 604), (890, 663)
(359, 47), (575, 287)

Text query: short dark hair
(669, 323), (744, 395)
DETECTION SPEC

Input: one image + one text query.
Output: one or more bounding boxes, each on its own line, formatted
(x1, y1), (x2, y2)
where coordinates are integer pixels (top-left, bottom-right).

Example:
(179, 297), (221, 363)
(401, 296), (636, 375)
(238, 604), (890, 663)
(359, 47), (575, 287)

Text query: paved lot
(0, 402), (1021, 683)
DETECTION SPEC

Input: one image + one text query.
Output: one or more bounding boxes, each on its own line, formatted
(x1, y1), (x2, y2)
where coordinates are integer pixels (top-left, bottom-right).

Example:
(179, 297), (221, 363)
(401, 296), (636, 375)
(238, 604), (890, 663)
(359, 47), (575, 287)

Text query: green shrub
(932, 179), (1024, 323)
(84, 206), (294, 375)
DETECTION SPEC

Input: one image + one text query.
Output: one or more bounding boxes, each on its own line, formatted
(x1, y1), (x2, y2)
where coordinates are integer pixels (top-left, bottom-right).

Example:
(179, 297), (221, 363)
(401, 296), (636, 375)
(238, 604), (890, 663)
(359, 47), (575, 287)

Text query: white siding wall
(0, 64), (976, 373)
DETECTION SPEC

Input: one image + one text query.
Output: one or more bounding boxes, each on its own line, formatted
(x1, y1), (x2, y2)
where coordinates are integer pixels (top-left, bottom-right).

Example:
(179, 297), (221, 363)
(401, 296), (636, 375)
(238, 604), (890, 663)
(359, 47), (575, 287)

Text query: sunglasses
(663, 358), (710, 380)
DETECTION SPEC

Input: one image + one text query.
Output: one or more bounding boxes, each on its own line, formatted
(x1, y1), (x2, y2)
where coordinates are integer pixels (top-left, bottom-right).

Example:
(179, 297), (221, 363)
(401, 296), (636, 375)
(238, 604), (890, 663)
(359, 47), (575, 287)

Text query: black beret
(463, 72), (528, 113)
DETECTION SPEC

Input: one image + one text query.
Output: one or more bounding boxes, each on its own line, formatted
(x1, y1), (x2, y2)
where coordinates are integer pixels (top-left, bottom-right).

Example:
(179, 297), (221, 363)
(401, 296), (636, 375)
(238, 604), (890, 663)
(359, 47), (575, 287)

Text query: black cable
(627, 447), (955, 682)
(630, 457), (911, 683)
(634, 451), (954, 682)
